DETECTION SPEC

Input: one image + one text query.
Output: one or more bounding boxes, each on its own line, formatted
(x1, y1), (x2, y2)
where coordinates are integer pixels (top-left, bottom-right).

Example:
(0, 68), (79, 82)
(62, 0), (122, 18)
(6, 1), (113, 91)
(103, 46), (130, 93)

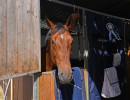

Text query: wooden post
(82, 10), (89, 100)
(11, 79), (13, 100)
(84, 70), (89, 100)
(33, 73), (39, 100)
(39, 72), (55, 100)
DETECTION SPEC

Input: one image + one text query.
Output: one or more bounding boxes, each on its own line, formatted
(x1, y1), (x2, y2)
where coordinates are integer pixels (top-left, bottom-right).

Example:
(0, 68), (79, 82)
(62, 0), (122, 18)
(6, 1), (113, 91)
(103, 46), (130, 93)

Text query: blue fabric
(88, 73), (101, 100)
(53, 67), (103, 100)
(54, 67), (84, 100)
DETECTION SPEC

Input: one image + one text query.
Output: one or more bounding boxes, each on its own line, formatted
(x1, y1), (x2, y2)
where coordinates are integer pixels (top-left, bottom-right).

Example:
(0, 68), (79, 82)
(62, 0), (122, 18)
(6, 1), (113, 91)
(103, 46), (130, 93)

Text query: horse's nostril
(61, 73), (63, 76)
(70, 74), (73, 80)
(58, 71), (73, 84)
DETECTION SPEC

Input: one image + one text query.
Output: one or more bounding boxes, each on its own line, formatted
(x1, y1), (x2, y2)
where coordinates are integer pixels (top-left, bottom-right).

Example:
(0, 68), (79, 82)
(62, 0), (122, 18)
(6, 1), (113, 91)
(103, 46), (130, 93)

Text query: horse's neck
(46, 47), (54, 71)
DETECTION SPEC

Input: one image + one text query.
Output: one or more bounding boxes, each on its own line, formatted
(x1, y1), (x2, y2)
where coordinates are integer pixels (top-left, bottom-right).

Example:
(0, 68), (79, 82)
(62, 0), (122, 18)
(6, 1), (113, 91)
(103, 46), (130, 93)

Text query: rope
(69, 83), (82, 90)
(3, 79), (11, 100)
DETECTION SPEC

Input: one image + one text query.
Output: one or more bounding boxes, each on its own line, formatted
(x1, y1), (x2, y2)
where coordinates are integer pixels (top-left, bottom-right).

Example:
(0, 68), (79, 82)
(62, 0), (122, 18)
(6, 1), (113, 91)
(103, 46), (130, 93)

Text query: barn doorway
(40, 1), (85, 72)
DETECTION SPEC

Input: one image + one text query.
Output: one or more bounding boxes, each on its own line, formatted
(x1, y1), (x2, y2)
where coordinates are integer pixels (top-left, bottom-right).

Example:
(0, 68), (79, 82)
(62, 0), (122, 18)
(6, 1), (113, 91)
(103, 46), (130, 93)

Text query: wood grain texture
(39, 73), (55, 100)
(13, 75), (33, 100)
(7, 0), (17, 75)
(0, 0), (40, 79)
(13, 77), (24, 100)
(0, 76), (33, 100)
(0, 0), (7, 78)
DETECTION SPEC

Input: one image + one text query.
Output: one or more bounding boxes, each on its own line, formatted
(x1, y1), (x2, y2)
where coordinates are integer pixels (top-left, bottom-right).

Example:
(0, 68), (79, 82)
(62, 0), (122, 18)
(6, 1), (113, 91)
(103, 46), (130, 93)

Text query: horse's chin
(58, 75), (73, 84)
(59, 77), (73, 84)
(58, 70), (73, 84)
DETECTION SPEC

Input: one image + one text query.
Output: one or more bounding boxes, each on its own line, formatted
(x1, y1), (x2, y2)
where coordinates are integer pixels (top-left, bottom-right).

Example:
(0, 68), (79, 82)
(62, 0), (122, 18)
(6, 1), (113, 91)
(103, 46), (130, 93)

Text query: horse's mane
(45, 23), (65, 45)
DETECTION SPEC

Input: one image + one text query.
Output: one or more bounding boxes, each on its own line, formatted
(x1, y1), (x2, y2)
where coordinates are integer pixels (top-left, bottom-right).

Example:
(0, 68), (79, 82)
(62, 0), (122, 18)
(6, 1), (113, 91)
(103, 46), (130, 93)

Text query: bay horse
(46, 13), (80, 84)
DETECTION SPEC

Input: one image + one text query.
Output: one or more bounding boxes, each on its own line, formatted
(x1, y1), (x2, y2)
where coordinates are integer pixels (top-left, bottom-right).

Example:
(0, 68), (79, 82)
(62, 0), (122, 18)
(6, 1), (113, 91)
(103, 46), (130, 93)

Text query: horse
(46, 13), (80, 84)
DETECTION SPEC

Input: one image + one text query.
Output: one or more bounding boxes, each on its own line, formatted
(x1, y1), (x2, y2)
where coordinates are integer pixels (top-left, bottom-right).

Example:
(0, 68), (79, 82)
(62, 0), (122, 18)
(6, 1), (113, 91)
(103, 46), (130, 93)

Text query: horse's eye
(51, 40), (55, 45)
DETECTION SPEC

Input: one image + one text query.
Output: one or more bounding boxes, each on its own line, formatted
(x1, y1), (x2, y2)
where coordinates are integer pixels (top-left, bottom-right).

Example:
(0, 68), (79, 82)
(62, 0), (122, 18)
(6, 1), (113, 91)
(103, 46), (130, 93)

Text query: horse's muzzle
(58, 70), (73, 84)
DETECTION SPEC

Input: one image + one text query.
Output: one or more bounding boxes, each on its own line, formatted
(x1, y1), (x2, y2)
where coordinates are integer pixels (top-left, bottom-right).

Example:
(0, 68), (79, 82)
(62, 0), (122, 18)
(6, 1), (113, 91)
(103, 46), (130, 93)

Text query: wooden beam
(82, 9), (89, 100)
(33, 73), (39, 100)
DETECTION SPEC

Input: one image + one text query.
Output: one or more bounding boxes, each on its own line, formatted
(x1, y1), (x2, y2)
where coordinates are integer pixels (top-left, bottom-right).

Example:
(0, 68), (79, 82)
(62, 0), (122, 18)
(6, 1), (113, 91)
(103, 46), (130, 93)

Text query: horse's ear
(46, 18), (55, 30)
(65, 13), (80, 30)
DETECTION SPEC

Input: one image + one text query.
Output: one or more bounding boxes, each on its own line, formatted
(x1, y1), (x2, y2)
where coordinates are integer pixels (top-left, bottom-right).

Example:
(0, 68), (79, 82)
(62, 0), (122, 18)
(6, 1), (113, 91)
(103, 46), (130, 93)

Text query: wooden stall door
(0, 0), (40, 79)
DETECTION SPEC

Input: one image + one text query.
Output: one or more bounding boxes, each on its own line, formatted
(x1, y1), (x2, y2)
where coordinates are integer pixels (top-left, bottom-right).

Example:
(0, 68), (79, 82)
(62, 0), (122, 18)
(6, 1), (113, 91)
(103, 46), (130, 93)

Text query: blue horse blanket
(53, 67), (86, 100)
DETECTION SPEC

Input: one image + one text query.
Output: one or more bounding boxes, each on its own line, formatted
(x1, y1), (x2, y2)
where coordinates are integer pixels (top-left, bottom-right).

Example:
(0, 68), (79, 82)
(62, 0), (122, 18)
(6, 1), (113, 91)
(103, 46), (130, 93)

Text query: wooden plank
(39, 74), (51, 100)
(16, 0), (40, 74)
(13, 76), (33, 100)
(23, 76), (33, 100)
(29, 0), (41, 71)
(0, 0), (40, 79)
(21, 0), (32, 72)
(84, 69), (89, 100)
(33, 74), (39, 100)
(7, 0), (17, 75)
(39, 73), (55, 100)
(13, 77), (24, 100)
(11, 79), (13, 100)
(16, 0), (24, 73)
(17, 0), (40, 74)
(50, 73), (55, 100)
(0, 0), (7, 78)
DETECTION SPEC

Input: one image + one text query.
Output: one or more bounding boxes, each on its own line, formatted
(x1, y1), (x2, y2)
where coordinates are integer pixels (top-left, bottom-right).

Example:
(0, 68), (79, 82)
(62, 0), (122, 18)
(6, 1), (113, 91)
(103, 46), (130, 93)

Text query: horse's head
(46, 13), (80, 84)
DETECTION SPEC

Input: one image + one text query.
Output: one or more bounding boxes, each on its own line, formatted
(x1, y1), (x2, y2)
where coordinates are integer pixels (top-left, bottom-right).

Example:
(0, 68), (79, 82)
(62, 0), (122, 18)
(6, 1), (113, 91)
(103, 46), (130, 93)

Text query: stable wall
(0, 0), (41, 80)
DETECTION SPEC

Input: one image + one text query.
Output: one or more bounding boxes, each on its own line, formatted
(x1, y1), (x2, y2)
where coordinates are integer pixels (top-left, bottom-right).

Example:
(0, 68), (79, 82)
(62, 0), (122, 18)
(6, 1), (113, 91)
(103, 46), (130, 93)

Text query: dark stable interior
(86, 11), (127, 100)
(40, 1), (129, 100)
(125, 21), (130, 100)
(40, 1), (84, 72)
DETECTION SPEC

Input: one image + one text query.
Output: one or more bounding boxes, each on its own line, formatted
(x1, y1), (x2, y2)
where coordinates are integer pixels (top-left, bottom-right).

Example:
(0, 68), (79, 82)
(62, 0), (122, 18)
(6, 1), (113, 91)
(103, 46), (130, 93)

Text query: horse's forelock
(45, 23), (66, 46)
(52, 23), (65, 34)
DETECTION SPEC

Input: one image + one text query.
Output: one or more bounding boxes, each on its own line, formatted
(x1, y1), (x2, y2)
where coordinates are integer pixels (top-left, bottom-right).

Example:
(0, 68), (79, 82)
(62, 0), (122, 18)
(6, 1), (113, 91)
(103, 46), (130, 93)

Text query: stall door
(0, 0), (40, 79)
